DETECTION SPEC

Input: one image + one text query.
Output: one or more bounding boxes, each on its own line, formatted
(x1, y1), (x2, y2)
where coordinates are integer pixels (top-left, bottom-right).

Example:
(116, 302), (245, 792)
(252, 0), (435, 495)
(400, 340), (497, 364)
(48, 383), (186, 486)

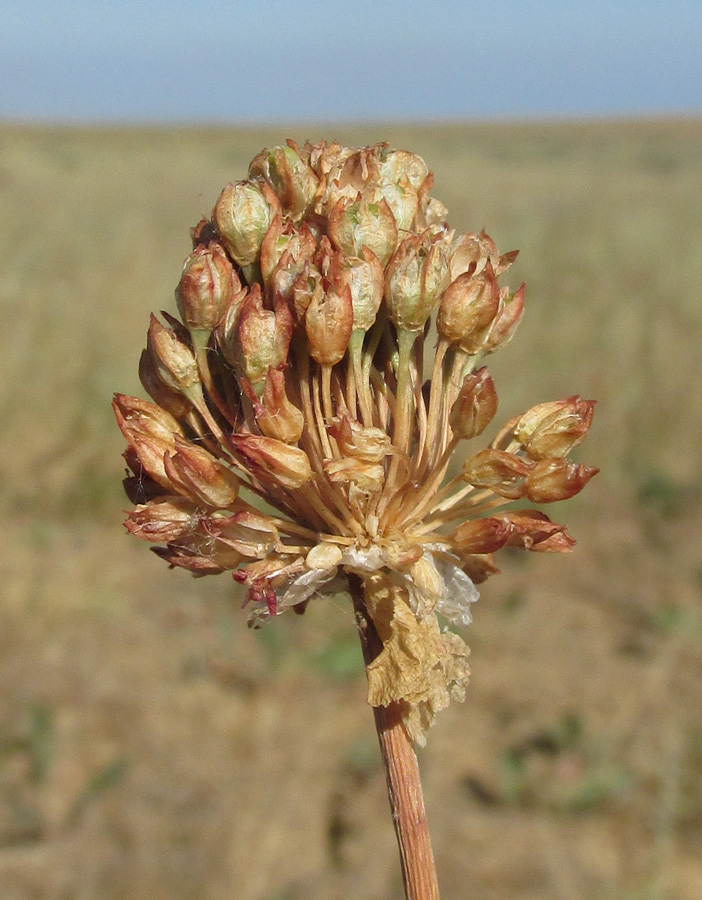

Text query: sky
(1, 0), (700, 123)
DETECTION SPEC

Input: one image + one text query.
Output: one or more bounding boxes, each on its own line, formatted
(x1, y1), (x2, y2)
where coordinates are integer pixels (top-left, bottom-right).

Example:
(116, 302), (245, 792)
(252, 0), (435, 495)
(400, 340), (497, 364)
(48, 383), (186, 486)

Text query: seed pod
(305, 283), (354, 366)
(413, 172), (449, 231)
(138, 348), (191, 418)
(496, 510), (575, 552)
(260, 215), (316, 286)
(113, 393), (184, 447)
(385, 231), (451, 332)
(327, 416), (392, 462)
(164, 436), (240, 508)
(324, 457), (385, 493)
(214, 284), (249, 366)
(229, 433), (313, 490)
(525, 459), (598, 503)
(436, 266), (500, 351)
(289, 263), (324, 332)
(376, 147), (429, 191)
(462, 448), (532, 499)
(146, 314), (200, 396)
(327, 247), (385, 332)
(125, 497), (199, 543)
(482, 284), (525, 354)
(229, 284), (292, 389)
(450, 231), (518, 281)
(214, 180), (281, 267)
(249, 145), (319, 222)
(328, 194), (398, 268)
(449, 367), (498, 440)
(315, 148), (382, 217)
(243, 367), (304, 444)
(380, 180), (418, 236)
(514, 396), (596, 459)
(452, 517), (512, 554)
(175, 244), (239, 335)
(126, 433), (179, 492)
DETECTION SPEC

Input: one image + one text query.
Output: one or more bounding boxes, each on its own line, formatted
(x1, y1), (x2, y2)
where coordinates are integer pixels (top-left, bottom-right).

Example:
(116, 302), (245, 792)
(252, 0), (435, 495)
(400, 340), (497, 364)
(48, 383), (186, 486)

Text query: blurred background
(1, 2), (701, 899)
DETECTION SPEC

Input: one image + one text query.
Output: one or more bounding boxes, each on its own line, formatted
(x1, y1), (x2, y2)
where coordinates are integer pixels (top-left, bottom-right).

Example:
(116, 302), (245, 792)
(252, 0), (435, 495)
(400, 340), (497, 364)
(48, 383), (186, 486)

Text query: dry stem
(349, 574), (440, 900)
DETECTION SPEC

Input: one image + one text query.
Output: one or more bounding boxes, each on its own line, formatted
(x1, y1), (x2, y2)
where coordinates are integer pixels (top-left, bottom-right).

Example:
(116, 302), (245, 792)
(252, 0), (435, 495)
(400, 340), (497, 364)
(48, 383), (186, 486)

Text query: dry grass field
(1, 120), (701, 900)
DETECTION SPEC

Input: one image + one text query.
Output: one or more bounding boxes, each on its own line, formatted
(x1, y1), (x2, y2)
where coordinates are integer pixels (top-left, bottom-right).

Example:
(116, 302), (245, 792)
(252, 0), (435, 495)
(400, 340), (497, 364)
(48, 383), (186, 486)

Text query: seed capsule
(449, 367), (498, 440)
(175, 244), (239, 336)
(482, 284), (525, 353)
(305, 283), (354, 366)
(328, 194), (398, 268)
(327, 247), (385, 332)
(462, 449), (532, 499)
(228, 285), (292, 389)
(146, 314), (200, 396)
(229, 433), (313, 490)
(525, 459), (598, 503)
(244, 367), (305, 444)
(436, 267), (500, 351)
(214, 180), (280, 267)
(514, 396), (596, 459)
(249, 145), (319, 222)
(385, 231), (451, 332)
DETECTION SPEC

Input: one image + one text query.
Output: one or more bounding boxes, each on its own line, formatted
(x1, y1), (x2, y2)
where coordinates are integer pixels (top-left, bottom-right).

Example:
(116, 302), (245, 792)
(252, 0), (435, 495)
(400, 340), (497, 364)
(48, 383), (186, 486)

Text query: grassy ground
(1, 119), (701, 900)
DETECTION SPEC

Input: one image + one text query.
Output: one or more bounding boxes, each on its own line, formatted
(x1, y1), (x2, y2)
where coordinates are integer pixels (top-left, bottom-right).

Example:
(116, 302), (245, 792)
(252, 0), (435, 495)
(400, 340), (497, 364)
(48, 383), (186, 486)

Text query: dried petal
(363, 573), (470, 745)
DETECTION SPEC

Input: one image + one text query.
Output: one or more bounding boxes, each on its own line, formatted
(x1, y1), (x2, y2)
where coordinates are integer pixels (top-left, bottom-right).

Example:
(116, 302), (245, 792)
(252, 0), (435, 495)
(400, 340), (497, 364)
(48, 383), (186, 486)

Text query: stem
(349, 574), (440, 900)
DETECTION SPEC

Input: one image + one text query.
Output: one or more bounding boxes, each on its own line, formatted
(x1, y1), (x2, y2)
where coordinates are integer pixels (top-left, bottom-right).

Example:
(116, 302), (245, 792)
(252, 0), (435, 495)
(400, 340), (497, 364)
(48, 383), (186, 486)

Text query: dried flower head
(116, 139), (597, 744)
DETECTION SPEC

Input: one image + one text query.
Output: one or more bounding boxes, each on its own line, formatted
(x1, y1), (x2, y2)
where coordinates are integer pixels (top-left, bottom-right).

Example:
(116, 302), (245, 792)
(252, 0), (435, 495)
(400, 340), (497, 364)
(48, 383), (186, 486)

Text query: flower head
(116, 140), (597, 744)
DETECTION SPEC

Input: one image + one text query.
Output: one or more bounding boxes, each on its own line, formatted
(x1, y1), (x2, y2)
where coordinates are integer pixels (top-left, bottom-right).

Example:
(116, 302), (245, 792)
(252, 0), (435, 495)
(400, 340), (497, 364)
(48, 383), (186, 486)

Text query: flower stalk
(350, 574), (440, 900)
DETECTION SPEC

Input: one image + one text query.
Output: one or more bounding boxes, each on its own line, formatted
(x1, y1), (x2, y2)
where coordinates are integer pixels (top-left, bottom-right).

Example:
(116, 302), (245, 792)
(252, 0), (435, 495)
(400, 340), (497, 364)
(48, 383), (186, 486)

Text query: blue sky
(1, 0), (700, 122)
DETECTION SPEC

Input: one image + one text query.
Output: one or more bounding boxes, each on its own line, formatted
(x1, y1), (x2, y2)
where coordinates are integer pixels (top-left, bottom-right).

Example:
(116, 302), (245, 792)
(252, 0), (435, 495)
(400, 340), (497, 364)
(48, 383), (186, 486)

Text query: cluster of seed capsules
(114, 140), (597, 741)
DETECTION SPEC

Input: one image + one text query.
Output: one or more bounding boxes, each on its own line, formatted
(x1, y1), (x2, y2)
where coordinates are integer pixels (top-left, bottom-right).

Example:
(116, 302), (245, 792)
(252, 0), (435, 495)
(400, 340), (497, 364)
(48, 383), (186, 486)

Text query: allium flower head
(115, 139), (597, 744)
